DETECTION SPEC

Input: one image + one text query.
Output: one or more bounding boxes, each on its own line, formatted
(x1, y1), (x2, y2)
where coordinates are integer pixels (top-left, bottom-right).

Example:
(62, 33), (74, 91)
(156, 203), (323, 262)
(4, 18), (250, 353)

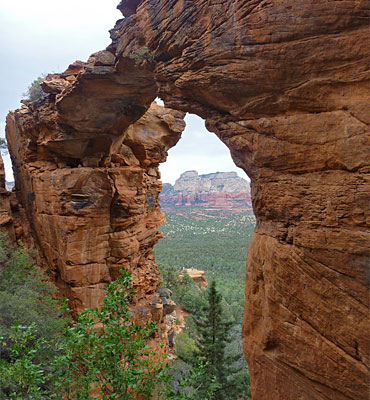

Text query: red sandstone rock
(112, 2), (369, 397)
(6, 102), (185, 312)
(5, 0), (370, 398)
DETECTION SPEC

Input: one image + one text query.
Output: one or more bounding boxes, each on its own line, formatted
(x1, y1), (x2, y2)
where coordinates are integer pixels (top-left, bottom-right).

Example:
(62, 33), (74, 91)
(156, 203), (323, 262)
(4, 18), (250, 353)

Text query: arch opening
(154, 111), (255, 395)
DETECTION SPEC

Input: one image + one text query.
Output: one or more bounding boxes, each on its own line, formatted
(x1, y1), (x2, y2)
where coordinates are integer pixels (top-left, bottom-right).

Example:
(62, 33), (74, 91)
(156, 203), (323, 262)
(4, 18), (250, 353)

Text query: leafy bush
(23, 75), (46, 101)
(181, 287), (207, 314)
(175, 331), (198, 363)
(0, 234), (64, 358)
(130, 46), (155, 66)
(55, 269), (168, 400)
(0, 233), (66, 398)
(0, 323), (56, 399)
(0, 248), (184, 399)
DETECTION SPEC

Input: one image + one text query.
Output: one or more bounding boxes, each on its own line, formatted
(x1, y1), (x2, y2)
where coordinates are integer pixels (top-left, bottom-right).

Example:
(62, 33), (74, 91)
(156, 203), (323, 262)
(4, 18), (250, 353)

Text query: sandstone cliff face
(160, 170), (252, 212)
(6, 99), (185, 312)
(5, 0), (369, 399)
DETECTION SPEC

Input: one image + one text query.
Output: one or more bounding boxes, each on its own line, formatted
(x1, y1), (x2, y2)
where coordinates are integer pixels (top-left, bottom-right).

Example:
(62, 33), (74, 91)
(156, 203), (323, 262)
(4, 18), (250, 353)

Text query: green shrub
(0, 233), (65, 398)
(54, 269), (168, 399)
(0, 234), (64, 358)
(0, 255), (181, 399)
(23, 75), (46, 101)
(175, 331), (198, 363)
(181, 287), (207, 314)
(130, 46), (155, 66)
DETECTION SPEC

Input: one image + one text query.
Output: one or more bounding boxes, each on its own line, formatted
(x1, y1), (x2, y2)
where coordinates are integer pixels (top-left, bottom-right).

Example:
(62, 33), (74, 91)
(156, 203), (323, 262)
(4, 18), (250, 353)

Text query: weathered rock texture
(5, 0), (369, 399)
(6, 98), (185, 312)
(160, 170), (252, 212)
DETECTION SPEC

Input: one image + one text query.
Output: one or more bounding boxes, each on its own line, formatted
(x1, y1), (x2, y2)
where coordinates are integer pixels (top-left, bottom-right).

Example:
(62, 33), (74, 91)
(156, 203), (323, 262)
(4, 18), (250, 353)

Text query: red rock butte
(3, 0), (369, 399)
(160, 170), (253, 213)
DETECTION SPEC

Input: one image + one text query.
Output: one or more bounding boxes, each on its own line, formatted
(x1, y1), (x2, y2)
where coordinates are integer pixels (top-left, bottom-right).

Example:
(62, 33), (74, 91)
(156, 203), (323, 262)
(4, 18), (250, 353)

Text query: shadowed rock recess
(5, 0), (369, 398)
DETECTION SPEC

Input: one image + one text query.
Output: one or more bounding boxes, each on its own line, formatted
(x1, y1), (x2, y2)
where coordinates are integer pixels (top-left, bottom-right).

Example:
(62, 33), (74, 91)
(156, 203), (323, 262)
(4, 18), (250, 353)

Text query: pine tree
(193, 280), (235, 400)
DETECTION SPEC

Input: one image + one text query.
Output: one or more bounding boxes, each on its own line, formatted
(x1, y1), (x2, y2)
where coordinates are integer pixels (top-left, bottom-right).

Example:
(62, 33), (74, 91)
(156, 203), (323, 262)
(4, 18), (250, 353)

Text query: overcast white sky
(0, 0), (249, 184)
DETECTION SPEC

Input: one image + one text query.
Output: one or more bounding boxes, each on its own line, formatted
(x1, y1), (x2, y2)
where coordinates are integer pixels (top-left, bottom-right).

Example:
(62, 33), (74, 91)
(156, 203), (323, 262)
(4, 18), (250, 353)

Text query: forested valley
(0, 206), (256, 399)
(155, 210), (256, 399)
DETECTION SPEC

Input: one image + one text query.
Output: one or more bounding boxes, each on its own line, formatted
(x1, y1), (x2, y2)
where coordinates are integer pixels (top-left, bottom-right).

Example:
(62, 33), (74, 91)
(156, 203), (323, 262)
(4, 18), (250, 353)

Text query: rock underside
(4, 0), (370, 399)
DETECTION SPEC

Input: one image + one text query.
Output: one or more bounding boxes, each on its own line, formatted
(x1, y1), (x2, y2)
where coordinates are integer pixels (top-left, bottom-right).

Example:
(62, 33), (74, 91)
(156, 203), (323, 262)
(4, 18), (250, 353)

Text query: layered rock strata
(160, 170), (252, 212)
(173, 171), (250, 194)
(5, 0), (369, 399)
(6, 98), (185, 311)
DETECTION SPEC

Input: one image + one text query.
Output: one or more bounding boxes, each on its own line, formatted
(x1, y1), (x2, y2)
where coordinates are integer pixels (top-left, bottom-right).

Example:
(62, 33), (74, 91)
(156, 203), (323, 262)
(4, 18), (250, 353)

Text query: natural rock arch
(5, 1), (369, 399)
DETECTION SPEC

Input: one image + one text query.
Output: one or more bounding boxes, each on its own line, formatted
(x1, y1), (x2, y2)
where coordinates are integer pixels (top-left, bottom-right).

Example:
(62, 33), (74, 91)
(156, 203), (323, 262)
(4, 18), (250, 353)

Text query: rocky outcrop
(185, 268), (208, 289)
(160, 171), (252, 212)
(6, 99), (185, 312)
(5, 0), (369, 399)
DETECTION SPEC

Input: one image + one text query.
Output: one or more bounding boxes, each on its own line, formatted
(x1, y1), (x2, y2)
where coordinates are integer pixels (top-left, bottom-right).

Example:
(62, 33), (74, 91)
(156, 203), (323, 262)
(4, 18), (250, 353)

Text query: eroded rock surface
(5, 0), (369, 398)
(6, 100), (185, 311)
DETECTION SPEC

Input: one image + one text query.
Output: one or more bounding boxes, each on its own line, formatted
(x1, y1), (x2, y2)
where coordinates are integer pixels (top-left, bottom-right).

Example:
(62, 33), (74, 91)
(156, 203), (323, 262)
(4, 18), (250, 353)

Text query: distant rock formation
(160, 171), (252, 213)
(185, 268), (208, 288)
(174, 170), (250, 193)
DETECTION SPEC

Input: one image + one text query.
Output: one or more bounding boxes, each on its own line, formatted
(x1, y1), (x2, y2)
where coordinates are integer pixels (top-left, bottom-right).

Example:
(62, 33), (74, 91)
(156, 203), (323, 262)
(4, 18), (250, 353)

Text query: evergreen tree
(193, 280), (234, 400)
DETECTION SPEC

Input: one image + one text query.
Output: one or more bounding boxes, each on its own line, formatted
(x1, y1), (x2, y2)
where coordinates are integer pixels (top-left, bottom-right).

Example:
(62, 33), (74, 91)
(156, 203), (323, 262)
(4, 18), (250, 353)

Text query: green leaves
(0, 323), (49, 399)
(0, 237), (177, 400)
(49, 268), (168, 399)
(0, 233), (67, 399)
(22, 75), (46, 102)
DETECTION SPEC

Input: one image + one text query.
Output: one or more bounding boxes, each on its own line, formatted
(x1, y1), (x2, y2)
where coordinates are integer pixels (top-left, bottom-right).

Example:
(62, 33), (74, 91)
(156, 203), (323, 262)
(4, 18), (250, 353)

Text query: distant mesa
(160, 170), (252, 213)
